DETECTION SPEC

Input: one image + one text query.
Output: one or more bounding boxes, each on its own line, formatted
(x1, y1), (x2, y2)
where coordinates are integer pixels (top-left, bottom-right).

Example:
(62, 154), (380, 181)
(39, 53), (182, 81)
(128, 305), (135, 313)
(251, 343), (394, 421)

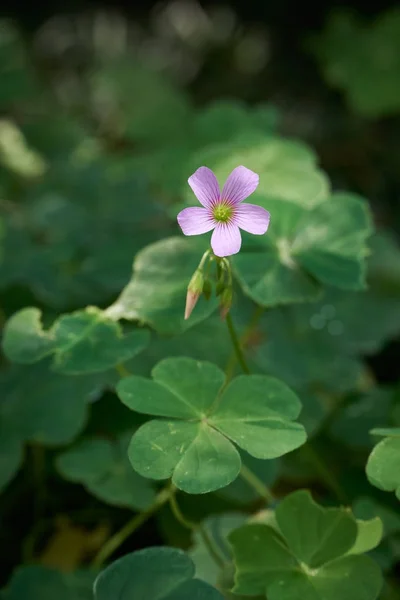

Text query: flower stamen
(213, 202), (233, 223)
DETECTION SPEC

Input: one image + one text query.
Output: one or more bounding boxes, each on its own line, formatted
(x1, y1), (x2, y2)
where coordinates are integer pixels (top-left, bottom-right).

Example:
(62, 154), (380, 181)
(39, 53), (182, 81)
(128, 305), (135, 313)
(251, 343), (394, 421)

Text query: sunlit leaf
(117, 358), (306, 493)
(233, 193), (372, 308)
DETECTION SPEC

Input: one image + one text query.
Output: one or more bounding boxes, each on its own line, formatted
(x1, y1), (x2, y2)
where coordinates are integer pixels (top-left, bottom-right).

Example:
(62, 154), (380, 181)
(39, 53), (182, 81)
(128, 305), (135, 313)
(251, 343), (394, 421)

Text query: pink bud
(185, 289), (200, 320)
(184, 269), (204, 320)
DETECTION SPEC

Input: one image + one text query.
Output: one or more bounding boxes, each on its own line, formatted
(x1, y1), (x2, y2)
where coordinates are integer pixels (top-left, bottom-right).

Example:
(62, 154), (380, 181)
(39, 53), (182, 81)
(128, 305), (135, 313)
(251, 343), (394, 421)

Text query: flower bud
(219, 287), (233, 320)
(184, 269), (204, 320)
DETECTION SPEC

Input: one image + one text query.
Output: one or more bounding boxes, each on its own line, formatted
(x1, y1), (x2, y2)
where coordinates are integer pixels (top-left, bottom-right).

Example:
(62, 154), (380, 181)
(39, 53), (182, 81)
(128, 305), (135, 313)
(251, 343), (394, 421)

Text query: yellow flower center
(213, 202), (233, 223)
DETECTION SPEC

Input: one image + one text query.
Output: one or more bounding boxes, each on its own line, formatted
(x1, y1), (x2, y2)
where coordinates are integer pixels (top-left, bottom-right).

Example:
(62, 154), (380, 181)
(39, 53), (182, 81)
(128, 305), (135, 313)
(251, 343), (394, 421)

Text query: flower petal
(177, 207), (215, 236)
(221, 166), (259, 205)
(211, 223), (242, 257)
(235, 203), (270, 235)
(188, 166), (220, 208)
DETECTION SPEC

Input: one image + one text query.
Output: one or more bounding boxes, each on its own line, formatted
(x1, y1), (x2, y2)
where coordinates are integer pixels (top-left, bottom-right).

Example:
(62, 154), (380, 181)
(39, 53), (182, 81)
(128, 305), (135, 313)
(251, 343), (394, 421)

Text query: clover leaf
(2, 306), (149, 374)
(116, 358), (306, 494)
(233, 192), (372, 308)
(229, 490), (383, 600)
(56, 432), (156, 511)
(94, 547), (224, 600)
(366, 428), (400, 501)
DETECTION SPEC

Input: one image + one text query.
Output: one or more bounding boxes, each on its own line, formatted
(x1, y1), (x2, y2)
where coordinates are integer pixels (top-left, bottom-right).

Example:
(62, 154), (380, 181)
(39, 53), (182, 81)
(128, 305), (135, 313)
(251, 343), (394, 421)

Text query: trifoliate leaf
(229, 490), (383, 600)
(117, 358), (306, 494)
(3, 306), (150, 374)
(233, 192), (372, 308)
(93, 547), (224, 600)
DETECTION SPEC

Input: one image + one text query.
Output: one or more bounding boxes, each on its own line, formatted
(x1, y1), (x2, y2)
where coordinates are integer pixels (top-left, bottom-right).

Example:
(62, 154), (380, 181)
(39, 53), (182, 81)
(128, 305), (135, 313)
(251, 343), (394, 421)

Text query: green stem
(225, 313), (250, 374)
(240, 464), (276, 504)
(91, 487), (170, 568)
(169, 490), (226, 569)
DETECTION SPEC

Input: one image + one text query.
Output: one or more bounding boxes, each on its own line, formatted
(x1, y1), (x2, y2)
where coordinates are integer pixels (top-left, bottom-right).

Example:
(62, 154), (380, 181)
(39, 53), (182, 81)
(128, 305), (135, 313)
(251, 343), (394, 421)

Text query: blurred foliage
(309, 8), (400, 117)
(0, 6), (399, 600)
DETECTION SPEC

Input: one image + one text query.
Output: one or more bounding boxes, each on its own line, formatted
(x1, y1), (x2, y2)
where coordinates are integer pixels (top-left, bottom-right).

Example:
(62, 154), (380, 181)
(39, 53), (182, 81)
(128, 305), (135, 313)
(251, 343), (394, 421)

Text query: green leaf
(193, 101), (278, 146)
(2, 307), (56, 363)
(2, 566), (95, 600)
(93, 547), (224, 599)
(370, 428), (400, 437)
(190, 513), (247, 587)
(366, 431), (400, 501)
(310, 9), (400, 117)
(0, 362), (107, 447)
(107, 237), (217, 334)
(348, 518), (383, 555)
(291, 193), (372, 289)
(229, 489), (383, 600)
(92, 60), (192, 146)
(233, 193), (372, 308)
(187, 135), (330, 208)
(56, 433), (156, 510)
(248, 306), (364, 393)
(117, 358), (306, 494)
(3, 307), (150, 374)
(118, 359), (225, 419)
(275, 490), (357, 567)
(129, 420), (241, 495)
(210, 375), (306, 459)
(353, 496), (400, 537)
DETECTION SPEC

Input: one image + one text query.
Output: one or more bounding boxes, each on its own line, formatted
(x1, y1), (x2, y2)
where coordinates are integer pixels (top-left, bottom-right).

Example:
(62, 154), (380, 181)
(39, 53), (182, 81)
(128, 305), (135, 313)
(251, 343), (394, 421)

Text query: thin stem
(169, 490), (226, 569)
(115, 363), (131, 378)
(169, 491), (196, 529)
(91, 487), (170, 568)
(224, 305), (264, 382)
(240, 464), (276, 504)
(225, 313), (250, 374)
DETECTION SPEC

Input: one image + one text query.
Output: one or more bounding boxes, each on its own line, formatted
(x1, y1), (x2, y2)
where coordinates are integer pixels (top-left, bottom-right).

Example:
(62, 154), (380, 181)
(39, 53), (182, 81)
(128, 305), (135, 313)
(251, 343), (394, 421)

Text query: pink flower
(177, 166), (270, 257)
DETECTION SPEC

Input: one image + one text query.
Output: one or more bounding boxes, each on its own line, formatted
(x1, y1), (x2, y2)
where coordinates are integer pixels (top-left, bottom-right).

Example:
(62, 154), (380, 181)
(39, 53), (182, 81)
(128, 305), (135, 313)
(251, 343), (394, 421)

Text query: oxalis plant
(3, 155), (399, 600)
(0, 126), (400, 600)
